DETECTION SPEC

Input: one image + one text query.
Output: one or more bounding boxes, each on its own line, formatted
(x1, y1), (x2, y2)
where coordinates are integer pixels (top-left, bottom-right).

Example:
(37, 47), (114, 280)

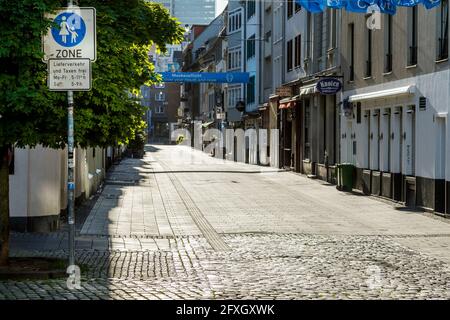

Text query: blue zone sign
(316, 78), (342, 95)
(159, 72), (250, 83)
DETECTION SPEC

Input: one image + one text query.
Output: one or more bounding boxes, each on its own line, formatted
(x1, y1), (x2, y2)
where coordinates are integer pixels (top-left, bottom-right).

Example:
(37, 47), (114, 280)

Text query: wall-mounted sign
(316, 77), (342, 95)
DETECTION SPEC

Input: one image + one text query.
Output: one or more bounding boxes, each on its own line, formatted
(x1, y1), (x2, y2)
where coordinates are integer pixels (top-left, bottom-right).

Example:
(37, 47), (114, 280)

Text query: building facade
(340, 3), (449, 214)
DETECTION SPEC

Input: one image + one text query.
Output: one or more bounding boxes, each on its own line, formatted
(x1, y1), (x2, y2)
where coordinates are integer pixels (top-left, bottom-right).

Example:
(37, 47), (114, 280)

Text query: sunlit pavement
(3, 144), (450, 300)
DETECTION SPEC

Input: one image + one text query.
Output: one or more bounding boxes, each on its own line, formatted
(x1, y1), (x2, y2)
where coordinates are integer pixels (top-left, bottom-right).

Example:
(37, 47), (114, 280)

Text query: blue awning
(296, 0), (441, 14)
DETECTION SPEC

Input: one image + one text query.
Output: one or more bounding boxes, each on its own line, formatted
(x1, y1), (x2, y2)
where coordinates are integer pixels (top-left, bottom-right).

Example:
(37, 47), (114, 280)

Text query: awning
(259, 103), (269, 111)
(299, 83), (318, 97)
(202, 121), (215, 128)
(279, 96), (301, 109)
(348, 85), (416, 103)
(279, 102), (292, 109)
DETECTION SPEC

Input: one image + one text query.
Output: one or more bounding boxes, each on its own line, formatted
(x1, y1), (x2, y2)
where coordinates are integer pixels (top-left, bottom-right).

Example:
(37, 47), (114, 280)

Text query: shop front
(342, 75), (449, 216)
(297, 79), (341, 184)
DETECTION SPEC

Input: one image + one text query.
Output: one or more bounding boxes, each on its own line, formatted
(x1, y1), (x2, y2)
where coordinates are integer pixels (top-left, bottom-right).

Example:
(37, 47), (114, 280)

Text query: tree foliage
(0, 0), (184, 265)
(0, 0), (184, 149)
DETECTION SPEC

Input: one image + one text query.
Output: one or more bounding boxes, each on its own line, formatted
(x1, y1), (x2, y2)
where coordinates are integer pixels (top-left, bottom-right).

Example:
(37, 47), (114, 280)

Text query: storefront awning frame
(348, 85), (416, 103)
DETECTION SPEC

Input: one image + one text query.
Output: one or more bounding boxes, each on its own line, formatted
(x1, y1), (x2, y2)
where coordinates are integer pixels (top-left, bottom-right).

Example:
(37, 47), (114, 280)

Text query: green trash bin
(338, 163), (354, 192)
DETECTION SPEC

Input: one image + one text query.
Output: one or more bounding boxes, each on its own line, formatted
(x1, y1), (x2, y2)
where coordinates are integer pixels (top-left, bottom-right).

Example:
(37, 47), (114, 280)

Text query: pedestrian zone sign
(43, 7), (96, 62)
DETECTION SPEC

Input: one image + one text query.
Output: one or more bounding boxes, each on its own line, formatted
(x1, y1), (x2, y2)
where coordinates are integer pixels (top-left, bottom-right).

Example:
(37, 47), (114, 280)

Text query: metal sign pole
(67, 91), (75, 267)
(67, 0), (75, 268)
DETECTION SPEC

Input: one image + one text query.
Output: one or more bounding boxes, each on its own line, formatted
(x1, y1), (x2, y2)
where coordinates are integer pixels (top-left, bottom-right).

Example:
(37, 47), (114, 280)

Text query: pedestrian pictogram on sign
(51, 12), (87, 47)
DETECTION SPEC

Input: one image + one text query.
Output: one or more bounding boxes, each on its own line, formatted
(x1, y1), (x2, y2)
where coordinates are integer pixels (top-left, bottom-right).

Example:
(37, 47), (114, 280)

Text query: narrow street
(2, 145), (450, 300)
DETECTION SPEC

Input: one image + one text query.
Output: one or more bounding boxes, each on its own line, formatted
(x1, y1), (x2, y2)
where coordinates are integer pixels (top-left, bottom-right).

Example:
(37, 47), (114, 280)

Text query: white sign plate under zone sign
(48, 59), (91, 91)
(43, 7), (96, 61)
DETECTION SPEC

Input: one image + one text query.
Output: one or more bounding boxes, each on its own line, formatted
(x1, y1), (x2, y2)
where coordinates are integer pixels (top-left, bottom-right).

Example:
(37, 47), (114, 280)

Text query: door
(370, 109), (380, 171)
(436, 116), (447, 213)
(404, 105), (416, 176)
(380, 108), (391, 172)
(391, 107), (403, 174)
(346, 120), (354, 164)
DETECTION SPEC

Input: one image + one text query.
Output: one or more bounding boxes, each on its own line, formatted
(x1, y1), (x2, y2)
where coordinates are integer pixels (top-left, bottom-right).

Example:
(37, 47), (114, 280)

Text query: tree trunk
(0, 145), (10, 266)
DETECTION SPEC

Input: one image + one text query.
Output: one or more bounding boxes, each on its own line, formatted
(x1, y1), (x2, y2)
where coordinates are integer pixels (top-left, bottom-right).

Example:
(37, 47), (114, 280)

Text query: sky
(216, 0), (228, 17)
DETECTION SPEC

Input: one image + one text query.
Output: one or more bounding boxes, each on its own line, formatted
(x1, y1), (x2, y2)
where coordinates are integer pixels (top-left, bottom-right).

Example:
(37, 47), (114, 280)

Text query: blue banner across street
(296, 0), (441, 14)
(159, 72), (250, 83)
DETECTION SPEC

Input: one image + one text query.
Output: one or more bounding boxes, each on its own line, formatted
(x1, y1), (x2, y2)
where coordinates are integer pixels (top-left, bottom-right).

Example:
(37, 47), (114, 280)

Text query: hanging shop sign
(316, 78), (342, 95)
(276, 86), (293, 98)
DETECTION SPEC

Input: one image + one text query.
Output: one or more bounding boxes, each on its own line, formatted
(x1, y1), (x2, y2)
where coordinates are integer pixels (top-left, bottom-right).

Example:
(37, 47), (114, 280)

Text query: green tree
(0, 0), (184, 265)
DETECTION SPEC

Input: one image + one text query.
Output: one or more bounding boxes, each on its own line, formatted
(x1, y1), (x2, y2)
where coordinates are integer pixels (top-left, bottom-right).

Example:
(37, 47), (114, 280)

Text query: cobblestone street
(3, 145), (450, 300)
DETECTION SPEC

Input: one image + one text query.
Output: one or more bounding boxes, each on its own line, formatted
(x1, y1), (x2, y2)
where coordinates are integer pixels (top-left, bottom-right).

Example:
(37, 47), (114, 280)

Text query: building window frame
(287, 39), (293, 72)
(155, 92), (166, 102)
(365, 16), (373, 78)
(228, 46), (242, 71)
(228, 8), (242, 34)
(348, 23), (355, 82)
(437, 0), (449, 61)
(155, 105), (165, 114)
(247, 34), (256, 60)
(247, 76), (256, 105)
(247, 0), (256, 20)
(294, 34), (302, 69)
(407, 6), (418, 66)
(384, 15), (393, 73)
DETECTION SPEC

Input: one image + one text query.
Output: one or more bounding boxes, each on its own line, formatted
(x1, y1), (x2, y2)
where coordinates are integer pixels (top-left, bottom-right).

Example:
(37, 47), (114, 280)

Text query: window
(155, 105), (164, 114)
(247, 76), (255, 105)
(155, 92), (165, 101)
(356, 103), (362, 124)
(287, 0), (293, 18)
(384, 15), (393, 73)
(228, 47), (242, 71)
(228, 9), (242, 33)
(328, 9), (337, 49)
(306, 13), (312, 59)
(228, 86), (242, 109)
(408, 6), (418, 66)
(438, 0), (449, 60)
(365, 16), (373, 77)
(287, 39), (293, 71)
(287, 0), (300, 18)
(348, 23), (355, 81)
(247, 34), (256, 60)
(294, 34), (302, 68)
(247, 0), (256, 20)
